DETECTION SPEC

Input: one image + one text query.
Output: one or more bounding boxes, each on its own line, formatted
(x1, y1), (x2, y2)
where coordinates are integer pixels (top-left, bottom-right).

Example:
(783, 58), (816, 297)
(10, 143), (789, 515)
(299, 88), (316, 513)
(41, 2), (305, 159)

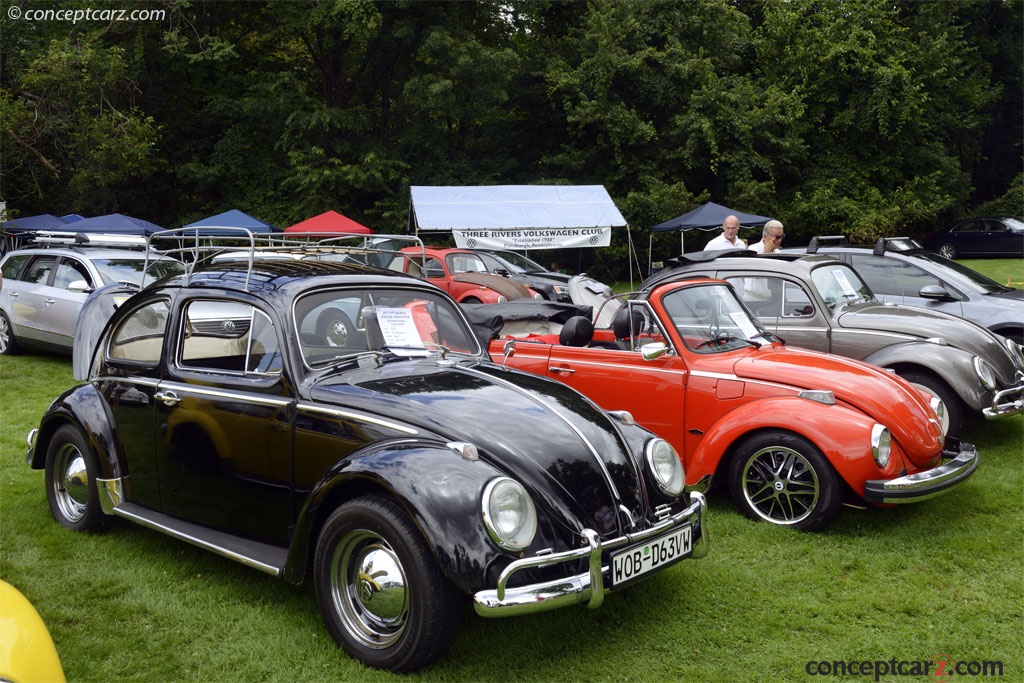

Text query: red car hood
(731, 347), (944, 464)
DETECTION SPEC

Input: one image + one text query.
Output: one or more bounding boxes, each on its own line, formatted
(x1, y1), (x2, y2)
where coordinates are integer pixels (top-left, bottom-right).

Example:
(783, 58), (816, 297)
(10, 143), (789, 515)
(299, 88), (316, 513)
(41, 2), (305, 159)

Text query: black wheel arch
(284, 441), (510, 594)
(29, 384), (124, 480)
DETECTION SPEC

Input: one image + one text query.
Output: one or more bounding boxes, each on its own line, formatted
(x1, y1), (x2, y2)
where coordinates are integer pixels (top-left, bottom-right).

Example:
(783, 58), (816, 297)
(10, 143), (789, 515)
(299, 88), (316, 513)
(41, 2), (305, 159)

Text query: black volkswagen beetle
(26, 254), (708, 672)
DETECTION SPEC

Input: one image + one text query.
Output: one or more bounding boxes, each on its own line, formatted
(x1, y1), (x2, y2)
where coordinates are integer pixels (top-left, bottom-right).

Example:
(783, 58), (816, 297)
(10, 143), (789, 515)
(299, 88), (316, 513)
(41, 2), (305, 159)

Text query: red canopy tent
(284, 210), (373, 234)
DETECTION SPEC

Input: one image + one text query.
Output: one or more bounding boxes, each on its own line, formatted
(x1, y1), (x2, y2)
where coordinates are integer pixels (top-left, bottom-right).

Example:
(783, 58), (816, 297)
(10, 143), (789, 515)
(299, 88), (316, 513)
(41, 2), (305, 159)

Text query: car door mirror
(67, 280), (93, 294)
(919, 284), (953, 301)
(640, 342), (668, 361)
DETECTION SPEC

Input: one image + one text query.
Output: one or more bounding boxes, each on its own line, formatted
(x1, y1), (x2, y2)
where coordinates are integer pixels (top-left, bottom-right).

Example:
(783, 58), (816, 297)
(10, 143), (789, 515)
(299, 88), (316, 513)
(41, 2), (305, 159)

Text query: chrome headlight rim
(645, 438), (685, 497)
(973, 356), (997, 391)
(481, 477), (537, 552)
(929, 396), (948, 437)
(871, 424), (891, 468)
(496, 294), (509, 304)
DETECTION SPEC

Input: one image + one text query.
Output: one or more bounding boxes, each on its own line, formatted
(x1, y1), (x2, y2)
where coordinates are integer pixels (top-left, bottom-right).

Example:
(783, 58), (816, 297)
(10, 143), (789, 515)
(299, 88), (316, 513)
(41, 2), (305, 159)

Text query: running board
(113, 502), (288, 577)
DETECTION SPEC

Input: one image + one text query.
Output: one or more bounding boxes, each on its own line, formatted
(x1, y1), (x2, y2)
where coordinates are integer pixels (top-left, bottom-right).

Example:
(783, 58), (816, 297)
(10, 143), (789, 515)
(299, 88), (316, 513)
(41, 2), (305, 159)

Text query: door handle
(154, 390), (182, 407)
(44, 298), (55, 305)
(548, 366), (575, 374)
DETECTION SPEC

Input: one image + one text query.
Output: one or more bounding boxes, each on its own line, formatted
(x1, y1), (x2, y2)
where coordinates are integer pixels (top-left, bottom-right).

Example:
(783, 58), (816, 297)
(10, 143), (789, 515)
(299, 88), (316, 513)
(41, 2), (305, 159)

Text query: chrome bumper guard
(864, 439), (978, 504)
(473, 492), (707, 618)
(983, 382), (1023, 419)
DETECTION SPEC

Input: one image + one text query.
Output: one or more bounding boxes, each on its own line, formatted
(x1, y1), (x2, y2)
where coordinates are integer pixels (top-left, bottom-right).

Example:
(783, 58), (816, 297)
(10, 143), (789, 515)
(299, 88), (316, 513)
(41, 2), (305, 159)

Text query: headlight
(482, 477), (537, 551)
(533, 292), (543, 300)
(871, 424), (891, 468)
(929, 397), (948, 437)
(496, 295), (508, 304)
(645, 438), (685, 496)
(553, 286), (568, 295)
(973, 357), (997, 391)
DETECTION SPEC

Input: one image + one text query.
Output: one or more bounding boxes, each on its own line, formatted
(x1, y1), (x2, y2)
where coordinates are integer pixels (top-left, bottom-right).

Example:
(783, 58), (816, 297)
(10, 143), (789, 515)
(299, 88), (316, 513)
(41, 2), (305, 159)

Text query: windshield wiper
(695, 333), (760, 349)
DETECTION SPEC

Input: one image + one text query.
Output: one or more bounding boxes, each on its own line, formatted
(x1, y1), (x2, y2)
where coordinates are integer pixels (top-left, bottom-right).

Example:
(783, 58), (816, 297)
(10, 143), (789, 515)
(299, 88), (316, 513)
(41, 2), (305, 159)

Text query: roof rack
(146, 228), (425, 291)
(25, 231), (149, 249)
(806, 235), (848, 254)
(873, 236), (922, 255)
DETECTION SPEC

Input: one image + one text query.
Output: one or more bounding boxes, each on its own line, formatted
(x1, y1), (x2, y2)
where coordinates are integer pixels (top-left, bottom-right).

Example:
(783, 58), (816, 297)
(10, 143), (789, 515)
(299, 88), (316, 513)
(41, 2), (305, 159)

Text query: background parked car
(29, 250), (708, 672)
(474, 249), (573, 302)
(785, 237), (1024, 344)
(399, 246), (538, 303)
(922, 216), (1024, 259)
(0, 235), (185, 355)
(642, 250), (1024, 438)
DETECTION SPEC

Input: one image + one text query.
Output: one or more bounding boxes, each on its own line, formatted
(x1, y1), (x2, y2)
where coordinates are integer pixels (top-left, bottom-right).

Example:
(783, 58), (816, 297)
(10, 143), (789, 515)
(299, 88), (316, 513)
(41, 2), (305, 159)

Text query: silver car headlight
(973, 357), (997, 391)
(871, 424), (891, 468)
(533, 292), (543, 300)
(645, 438), (685, 496)
(482, 477), (537, 551)
(496, 295), (508, 304)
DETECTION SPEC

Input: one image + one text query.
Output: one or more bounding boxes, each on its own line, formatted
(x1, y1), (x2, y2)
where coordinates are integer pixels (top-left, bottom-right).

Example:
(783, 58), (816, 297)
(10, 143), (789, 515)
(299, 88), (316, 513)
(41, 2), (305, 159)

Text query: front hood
(989, 287), (1024, 303)
(837, 301), (1017, 377)
(308, 359), (646, 536)
(454, 272), (533, 300)
(732, 347), (943, 462)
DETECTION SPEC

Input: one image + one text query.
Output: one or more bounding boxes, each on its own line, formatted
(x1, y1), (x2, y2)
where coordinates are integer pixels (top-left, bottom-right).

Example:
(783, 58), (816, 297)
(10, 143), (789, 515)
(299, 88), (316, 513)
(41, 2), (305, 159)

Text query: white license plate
(610, 524), (692, 587)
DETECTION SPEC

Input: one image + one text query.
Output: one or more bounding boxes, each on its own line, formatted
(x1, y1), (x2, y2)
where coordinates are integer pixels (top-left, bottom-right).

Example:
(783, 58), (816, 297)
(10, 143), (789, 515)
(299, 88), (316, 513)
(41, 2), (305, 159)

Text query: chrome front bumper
(863, 439), (978, 504)
(983, 382), (1023, 419)
(473, 492), (707, 618)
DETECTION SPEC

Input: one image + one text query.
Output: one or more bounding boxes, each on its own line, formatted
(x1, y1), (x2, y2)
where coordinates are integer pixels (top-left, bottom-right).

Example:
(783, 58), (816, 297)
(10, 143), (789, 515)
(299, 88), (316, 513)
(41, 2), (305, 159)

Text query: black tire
(898, 370), (964, 439)
(317, 308), (355, 347)
(45, 424), (107, 532)
(728, 431), (842, 532)
(937, 242), (957, 259)
(0, 310), (20, 355)
(314, 495), (462, 672)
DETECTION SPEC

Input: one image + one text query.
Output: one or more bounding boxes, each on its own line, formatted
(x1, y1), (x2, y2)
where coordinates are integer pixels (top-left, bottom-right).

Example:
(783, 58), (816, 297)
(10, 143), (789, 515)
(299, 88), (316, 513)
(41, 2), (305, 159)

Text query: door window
(23, 256), (56, 285)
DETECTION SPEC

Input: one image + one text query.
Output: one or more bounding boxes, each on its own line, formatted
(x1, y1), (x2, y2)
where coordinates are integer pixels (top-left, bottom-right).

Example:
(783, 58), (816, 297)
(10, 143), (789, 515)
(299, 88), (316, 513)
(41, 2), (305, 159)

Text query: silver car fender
(862, 342), (988, 411)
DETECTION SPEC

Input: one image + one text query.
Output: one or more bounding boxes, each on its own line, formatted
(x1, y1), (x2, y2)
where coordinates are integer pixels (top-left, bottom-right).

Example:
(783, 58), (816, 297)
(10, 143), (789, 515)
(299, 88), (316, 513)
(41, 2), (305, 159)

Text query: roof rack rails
(146, 228), (425, 291)
(873, 236), (922, 255)
(26, 231), (149, 249)
(806, 235), (848, 254)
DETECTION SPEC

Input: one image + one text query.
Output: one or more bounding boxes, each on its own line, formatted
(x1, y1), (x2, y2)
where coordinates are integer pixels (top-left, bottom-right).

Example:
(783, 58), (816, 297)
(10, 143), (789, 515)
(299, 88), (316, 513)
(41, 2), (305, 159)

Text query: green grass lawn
(1, 260), (1021, 682)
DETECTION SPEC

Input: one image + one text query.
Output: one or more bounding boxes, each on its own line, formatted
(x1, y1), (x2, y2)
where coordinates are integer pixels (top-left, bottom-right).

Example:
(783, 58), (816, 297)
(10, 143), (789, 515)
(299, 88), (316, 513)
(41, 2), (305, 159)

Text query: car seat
(558, 316), (594, 347)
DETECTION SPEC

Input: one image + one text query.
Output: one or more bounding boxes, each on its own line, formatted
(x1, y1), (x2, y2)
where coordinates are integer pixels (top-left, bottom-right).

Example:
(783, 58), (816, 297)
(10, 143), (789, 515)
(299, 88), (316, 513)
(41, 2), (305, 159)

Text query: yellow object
(0, 580), (66, 683)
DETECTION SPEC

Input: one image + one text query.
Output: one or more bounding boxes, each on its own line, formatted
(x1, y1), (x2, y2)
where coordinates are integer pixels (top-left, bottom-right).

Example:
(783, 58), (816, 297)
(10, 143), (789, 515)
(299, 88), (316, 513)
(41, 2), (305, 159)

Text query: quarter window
(108, 299), (171, 364)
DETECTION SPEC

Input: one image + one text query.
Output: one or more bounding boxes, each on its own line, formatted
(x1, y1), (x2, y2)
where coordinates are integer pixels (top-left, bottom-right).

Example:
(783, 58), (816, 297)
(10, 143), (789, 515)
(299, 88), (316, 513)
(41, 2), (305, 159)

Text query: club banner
(452, 227), (611, 250)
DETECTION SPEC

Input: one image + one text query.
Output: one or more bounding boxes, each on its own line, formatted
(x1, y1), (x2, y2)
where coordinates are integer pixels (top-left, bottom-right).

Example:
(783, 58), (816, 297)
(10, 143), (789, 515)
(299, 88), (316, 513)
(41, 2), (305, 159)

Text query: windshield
(446, 253), (488, 275)
(810, 264), (874, 309)
(93, 257), (186, 286)
(1006, 218), (1024, 232)
(659, 283), (772, 353)
(295, 287), (482, 368)
(477, 252), (524, 274)
(908, 251), (1011, 293)
(489, 250), (548, 272)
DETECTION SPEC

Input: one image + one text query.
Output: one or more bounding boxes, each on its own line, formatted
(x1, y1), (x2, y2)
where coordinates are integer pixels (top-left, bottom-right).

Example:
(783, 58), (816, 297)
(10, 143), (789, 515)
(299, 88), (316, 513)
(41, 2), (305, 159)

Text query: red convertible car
(468, 278), (978, 531)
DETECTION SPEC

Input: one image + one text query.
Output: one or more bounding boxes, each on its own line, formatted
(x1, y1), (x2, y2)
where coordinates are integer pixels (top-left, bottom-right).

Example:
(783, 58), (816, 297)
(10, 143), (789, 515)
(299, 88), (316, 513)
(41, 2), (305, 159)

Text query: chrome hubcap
(52, 443), (89, 522)
(741, 446), (819, 525)
(330, 530), (409, 649)
(325, 320), (349, 347)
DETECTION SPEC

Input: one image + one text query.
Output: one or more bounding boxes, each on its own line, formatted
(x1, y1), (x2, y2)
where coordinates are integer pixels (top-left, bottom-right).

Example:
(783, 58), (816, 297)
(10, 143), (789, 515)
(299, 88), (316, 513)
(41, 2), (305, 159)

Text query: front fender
(862, 342), (988, 411)
(687, 396), (892, 498)
(28, 384), (124, 480)
(285, 441), (508, 594)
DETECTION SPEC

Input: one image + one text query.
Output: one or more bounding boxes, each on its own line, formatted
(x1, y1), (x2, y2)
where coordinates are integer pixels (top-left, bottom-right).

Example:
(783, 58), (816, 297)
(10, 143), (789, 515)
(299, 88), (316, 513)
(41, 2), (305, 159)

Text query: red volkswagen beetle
(399, 246), (538, 304)
(469, 278), (978, 531)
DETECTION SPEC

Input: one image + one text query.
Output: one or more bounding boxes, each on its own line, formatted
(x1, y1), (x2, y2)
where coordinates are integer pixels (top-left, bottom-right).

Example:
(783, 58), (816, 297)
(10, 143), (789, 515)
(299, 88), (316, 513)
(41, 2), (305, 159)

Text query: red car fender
(685, 395), (906, 497)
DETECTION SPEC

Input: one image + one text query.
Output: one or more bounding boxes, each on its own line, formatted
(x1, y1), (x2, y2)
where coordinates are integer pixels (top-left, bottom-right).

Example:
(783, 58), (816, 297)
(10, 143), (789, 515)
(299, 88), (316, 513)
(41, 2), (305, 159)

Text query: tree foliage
(1, 0), (1019, 276)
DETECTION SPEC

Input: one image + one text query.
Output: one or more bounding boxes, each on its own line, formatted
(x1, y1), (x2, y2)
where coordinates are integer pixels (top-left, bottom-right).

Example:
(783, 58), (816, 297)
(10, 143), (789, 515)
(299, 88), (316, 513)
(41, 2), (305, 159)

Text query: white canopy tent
(409, 185), (626, 250)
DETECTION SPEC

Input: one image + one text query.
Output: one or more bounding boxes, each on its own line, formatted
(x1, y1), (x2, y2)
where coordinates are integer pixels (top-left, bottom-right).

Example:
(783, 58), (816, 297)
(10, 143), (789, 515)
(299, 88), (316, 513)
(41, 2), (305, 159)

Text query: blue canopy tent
(1, 213), (88, 252)
(183, 209), (279, 235)
(50, 212), (165, 235)
(649, 202), (774, 268)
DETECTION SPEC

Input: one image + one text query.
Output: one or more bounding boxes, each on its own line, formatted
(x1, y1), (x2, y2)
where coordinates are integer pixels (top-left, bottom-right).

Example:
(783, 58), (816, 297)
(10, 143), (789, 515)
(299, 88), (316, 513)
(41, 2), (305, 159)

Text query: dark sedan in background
(923, 217), (1024, 259)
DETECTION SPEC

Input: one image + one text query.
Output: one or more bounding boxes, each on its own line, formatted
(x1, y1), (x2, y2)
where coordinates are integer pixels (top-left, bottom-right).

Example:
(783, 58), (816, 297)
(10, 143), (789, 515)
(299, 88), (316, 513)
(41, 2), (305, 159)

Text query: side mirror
(919, 284), (954, 301)
(67, 280), (93, 294)
(640, 342), (668, 361)
(495, 268), (510, 277)
(501, 338), (516, 366)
